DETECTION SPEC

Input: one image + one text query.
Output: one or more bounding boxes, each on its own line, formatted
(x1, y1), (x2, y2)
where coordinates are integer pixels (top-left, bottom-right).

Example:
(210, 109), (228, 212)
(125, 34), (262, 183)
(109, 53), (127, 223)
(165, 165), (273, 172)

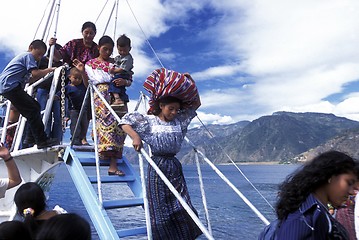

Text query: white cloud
(2, 0), (359, 124)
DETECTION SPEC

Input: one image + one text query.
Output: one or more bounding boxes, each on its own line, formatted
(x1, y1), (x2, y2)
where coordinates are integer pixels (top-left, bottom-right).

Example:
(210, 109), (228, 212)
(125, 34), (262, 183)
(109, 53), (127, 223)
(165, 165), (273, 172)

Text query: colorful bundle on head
(143, 68), (199, 114)
(23, 208), (35, 217)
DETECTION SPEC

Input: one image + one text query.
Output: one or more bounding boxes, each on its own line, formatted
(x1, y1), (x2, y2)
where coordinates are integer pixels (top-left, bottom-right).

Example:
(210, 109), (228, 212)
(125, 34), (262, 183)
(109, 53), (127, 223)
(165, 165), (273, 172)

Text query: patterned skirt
(94, 83), (126, 159)
(147, 156), (202, 240)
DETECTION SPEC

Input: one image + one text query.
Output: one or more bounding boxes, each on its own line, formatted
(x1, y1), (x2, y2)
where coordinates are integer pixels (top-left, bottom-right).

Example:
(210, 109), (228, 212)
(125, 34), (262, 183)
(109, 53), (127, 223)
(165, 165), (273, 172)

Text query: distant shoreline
(220, 161), (281, 165)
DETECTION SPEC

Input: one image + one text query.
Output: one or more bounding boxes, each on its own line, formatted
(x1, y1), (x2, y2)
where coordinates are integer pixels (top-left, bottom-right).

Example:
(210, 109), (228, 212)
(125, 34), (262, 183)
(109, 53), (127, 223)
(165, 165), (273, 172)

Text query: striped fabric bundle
(143, 68), (199, 113)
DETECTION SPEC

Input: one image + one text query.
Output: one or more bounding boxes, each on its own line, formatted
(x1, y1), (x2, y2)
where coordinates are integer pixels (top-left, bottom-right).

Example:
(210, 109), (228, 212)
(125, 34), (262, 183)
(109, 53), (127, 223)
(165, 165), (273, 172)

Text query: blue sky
(1, 0), (359, 126)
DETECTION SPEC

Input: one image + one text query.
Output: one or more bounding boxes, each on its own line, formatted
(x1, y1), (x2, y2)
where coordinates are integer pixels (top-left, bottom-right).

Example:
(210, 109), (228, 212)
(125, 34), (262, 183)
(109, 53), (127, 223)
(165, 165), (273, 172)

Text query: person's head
(276, 151), (359, 220)
(98, 35), (114, 61)
(36, 213), (91, 240)
(14, 182), (46, 218)
(0, 221), (32, 240)
(28, 39), (47, 62)
(68, 67), (83, 86)
(47, 43), (62, 57)
(152, 96), (182, 121)
(116, 34), (131, 57)
(81, 21), (97, 46)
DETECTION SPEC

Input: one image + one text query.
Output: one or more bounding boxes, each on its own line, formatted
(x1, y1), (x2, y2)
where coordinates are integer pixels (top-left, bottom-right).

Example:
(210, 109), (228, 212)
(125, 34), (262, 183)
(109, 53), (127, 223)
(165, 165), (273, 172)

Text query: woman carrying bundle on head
(119, 68), (202, 240)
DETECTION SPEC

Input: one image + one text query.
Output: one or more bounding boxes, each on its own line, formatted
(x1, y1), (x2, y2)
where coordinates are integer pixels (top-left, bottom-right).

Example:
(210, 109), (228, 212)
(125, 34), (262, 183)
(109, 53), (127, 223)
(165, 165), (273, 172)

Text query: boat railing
(0, 65), (67, 152)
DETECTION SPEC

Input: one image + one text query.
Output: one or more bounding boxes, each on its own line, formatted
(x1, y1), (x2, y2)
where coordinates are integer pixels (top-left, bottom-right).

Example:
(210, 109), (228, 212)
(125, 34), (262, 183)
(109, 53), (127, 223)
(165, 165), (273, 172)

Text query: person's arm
(29, 67), (56, 83)
(191, 94), (201, 111)
(0, 145), (21, 189)
(72, 59), (89, 87)
(48, 37), (62, 62)
(121, 124), (143, 151)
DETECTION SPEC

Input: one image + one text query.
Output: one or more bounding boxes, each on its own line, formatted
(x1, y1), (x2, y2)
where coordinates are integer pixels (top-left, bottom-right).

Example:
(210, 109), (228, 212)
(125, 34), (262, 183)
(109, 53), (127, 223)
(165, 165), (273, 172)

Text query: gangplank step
(88, 175), (135, 183)
(117, 227), (147, 238)
(78, 157), (125, 167)
(103, 197), (144, 209)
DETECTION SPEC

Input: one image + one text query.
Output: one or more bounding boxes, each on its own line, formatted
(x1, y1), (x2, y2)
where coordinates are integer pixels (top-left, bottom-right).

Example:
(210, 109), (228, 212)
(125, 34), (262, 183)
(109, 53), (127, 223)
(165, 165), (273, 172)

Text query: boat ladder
(62, 146), (147, 239)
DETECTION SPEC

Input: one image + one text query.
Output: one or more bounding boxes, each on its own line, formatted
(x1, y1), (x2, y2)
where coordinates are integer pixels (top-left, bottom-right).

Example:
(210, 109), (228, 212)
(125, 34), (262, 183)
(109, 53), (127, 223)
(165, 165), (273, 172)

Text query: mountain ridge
(123, 111), (359, 164)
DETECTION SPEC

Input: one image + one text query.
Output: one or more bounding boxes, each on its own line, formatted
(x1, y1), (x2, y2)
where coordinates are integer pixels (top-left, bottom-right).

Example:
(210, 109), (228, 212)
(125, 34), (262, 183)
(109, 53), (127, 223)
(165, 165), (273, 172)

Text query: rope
(33, 0), (53, 40)
(195, 116), (275, 212)
(194, 150), (212, 235)
(113, 0), (119, 41)
(95, 0), (109, 24)
(185, 137), (270, 226)
(102, 1), (116, 37)
(138, 154), (152, 240)
(40, 0), (57, 41)
(89, 84), (103, 204)
(140, 149), (214, 240)
(125, 0), (165, 68)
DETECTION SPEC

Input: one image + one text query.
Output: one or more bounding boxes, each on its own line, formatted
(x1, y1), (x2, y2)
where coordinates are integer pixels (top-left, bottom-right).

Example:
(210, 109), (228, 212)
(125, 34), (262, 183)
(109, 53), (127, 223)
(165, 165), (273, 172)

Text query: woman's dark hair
(14, 182), (47, 238)
(151, 96), (182, 116)
(36, 213), (91, 240)
(276, 150), (359, 220)
(81, 21), (96, 33)
(98, 35), (114, 48)
(0, 221), (32, 240)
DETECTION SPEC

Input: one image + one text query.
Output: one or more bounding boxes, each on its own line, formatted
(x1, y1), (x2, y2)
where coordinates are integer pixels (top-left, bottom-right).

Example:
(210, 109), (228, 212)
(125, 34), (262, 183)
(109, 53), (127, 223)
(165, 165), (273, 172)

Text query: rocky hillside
(123, 112), (359, 164)
(292, 127), (359, 163)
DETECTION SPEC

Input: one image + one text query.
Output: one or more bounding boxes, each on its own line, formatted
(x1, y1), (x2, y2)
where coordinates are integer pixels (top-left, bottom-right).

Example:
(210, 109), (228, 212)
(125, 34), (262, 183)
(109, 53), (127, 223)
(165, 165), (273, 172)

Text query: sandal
(81, 139), (90, 146)
(108, 170), (125, 176)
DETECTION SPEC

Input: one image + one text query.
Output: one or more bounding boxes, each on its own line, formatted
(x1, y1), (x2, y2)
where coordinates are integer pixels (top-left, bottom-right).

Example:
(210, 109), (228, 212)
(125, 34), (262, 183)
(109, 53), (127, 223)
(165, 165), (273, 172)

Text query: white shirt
(355, 193), (359, 240)
(0, 178), (9, 198)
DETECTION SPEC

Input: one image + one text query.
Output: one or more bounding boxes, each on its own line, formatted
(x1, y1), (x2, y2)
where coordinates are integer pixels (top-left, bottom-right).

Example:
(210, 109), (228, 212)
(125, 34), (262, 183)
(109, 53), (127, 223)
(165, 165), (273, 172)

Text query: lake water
(47, 163), (299, 240)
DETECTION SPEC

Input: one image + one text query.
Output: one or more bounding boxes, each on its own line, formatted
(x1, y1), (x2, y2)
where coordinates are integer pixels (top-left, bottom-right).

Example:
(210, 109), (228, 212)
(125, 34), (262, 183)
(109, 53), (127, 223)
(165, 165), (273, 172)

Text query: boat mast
(48, 0), (61, 68)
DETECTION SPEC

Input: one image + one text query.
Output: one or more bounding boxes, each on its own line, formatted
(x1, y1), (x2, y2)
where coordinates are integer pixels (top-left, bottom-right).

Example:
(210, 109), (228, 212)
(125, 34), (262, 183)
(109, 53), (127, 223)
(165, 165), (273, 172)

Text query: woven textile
(143, 68), (199, 114)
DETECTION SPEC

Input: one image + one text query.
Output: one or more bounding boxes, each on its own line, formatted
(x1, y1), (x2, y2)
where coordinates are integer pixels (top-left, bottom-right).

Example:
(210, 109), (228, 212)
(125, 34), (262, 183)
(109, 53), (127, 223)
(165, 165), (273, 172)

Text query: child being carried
(109, 34), (134, 109)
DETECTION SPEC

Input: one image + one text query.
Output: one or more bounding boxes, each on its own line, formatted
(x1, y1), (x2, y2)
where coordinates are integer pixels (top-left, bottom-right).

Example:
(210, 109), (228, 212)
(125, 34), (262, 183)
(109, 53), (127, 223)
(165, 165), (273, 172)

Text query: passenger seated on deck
(0, 144), (21, 198)
(260, 151), (359, 240)
(0, 39), (58, 149)
(36, 213), (91, 240)
(14, 182), (67, 239)
(65, 67), (90, 146)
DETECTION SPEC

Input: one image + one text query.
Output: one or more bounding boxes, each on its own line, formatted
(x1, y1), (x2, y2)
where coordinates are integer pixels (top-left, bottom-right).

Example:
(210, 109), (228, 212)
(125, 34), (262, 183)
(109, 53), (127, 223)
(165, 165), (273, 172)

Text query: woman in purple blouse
(49, 21), (99, 67)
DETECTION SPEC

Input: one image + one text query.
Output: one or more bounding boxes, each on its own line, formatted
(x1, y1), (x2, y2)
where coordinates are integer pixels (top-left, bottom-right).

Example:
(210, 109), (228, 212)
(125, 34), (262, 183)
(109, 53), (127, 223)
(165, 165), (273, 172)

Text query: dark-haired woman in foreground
(275, 151), (359, 239)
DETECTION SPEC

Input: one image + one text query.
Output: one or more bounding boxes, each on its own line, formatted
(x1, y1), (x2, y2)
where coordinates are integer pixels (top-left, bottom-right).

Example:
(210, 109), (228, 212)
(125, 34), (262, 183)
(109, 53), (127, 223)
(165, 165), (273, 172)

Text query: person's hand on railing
(121, 125), (143, 151)
(132, 135), (143, 152)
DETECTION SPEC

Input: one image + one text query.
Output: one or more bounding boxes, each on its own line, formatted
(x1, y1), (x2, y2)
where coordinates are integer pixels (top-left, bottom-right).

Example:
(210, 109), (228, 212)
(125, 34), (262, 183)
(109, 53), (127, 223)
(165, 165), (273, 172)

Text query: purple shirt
(59, 38), (99, 66)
